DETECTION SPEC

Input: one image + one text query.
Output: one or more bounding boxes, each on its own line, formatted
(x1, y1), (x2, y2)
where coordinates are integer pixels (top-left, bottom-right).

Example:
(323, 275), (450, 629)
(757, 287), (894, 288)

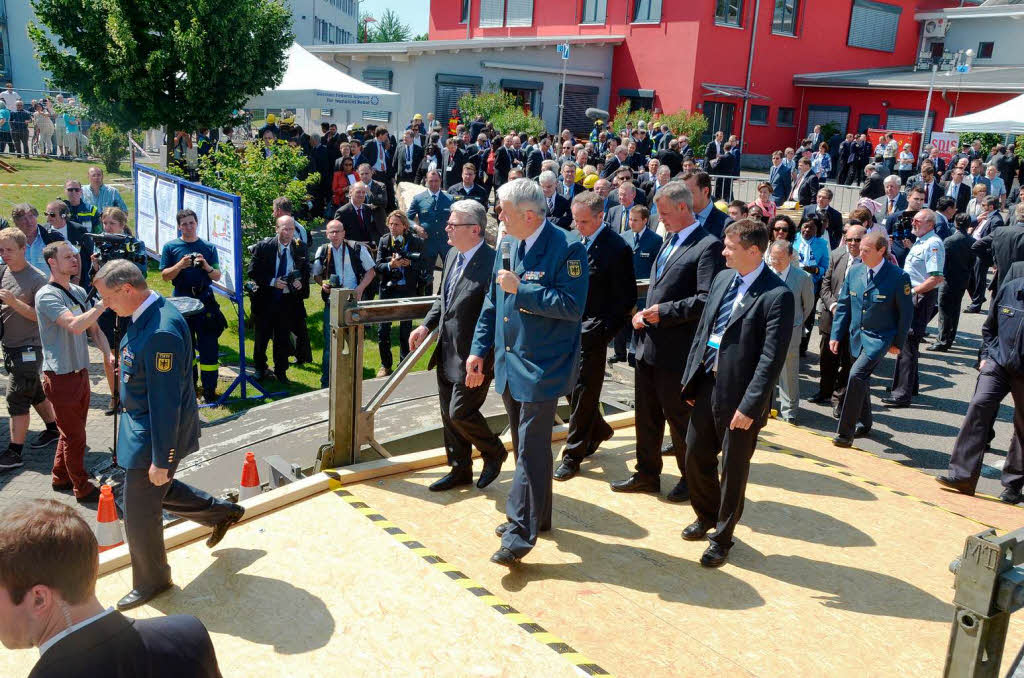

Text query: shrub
(87, 123), (129, 173)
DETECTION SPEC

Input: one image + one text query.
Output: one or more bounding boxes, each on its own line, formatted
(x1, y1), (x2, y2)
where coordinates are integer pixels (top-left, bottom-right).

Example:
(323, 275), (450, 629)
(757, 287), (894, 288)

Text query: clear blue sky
(359, 0), (430, 36)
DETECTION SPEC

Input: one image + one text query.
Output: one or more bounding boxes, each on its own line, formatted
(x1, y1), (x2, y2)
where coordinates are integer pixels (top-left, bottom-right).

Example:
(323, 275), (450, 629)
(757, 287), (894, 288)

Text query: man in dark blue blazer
(684, 171), (728, 240)
(801, 188), (845, 250)
(613, 205), (663, 363)
(1, 499), (222, 678)
(768, 151), (792, 206)
(93, 262), (243, 611)
(469, 179), (588, 566)
(830, 231), (913, 446)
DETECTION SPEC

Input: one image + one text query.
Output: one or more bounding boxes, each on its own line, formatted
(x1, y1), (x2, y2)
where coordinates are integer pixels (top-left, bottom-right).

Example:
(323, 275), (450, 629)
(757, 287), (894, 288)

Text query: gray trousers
(776, 325), (804, 419)
(500, 390), (557, 558)
(124, 462), (235, 590)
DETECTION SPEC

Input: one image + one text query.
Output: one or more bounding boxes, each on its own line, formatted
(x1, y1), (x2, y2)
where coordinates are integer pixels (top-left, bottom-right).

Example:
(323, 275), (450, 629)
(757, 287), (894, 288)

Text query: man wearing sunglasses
(62, 181), (99, 234)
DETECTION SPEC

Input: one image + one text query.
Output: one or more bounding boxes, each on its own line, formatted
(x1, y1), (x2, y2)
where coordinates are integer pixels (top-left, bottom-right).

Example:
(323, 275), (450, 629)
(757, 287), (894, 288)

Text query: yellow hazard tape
(328, 481), (614, 677)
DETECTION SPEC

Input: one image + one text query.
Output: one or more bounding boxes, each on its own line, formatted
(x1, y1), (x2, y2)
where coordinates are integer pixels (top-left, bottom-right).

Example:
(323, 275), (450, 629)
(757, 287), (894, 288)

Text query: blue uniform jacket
(406, 190), (454, 261)
(471, 222), (589, 403)
(118, 296), (201, 469)
(621, 227), (662, 305)
(831, 261), (913, 360)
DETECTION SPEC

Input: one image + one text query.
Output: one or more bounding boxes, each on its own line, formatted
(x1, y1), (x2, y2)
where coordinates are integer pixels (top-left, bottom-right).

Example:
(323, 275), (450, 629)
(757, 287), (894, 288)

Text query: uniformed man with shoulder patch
(92, 261), (244, 612)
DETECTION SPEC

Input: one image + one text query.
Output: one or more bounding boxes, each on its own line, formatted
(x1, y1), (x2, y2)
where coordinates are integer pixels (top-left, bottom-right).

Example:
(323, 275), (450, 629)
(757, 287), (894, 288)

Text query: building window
(632, 0), (662, 23)
(505, 0), (534, 27)
(363, 69), (394, 92)
(715, 0), (742, 27)
(977, 41), (994, 59)
(772, 0), (798, 35)
(777, 107), (795, 127)
(480, 0), (506, 27)
(581, 0), (607, 24)
(460, 0), (471, 24)
(847, 0), (901, 52)
(750, 105), (769, 126)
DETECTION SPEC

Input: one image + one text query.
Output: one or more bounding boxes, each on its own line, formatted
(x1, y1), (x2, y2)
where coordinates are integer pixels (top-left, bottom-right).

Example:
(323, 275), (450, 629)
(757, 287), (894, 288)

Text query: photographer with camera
(312, 219), (376, 388)
(373, 211), (423, 377)
(159, 209), (227, 403)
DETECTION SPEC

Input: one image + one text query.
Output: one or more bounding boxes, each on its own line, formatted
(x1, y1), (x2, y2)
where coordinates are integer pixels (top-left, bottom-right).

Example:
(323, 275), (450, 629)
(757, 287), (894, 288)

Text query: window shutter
(480, 0), (506, 27)
(505, 0), (534, 26)
(847, 0), (901, 52)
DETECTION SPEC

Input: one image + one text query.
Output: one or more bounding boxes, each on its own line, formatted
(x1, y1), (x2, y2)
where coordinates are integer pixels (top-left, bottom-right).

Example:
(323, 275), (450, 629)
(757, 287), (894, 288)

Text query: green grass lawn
(3, 156), (433, 421)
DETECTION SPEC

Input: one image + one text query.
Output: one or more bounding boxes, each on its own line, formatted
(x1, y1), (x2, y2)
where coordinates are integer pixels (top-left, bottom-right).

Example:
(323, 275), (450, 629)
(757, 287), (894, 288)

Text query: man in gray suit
(411, 201), (507, 492)
(768, 240), (814, 424)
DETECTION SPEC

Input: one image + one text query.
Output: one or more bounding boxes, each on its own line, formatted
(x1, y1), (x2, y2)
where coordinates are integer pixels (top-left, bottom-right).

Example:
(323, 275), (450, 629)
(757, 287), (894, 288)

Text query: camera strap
(47, 281), (89, 315)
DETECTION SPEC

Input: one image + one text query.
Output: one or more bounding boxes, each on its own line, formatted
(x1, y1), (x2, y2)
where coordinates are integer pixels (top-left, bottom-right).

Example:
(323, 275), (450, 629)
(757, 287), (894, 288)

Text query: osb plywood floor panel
(349, 423), (1024, 678)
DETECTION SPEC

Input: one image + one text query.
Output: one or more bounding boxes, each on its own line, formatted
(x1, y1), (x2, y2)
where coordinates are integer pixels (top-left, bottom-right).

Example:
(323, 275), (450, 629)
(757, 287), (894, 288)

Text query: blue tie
(445, 253), (465, 305)
(654, 232), (679, 279)
(703, 274), (743, 372)
(275, 248), (288, 297)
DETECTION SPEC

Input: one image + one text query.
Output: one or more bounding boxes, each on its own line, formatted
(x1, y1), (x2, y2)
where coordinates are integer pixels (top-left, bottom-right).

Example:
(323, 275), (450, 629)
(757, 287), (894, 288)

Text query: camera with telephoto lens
(280, 270), (302, 287)
(892, 210), (916, 242)
(384, 244), (421, 290)
(87, 233), (148, 266)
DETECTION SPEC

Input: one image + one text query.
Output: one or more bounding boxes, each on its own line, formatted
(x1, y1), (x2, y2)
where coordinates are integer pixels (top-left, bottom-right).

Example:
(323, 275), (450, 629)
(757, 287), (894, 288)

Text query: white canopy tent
(246, 42), (398, 128)
(943, 93), (1024, 135)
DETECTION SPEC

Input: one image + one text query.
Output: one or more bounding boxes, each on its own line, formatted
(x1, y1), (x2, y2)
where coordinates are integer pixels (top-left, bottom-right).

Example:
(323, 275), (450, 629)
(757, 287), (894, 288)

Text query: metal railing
(318, 279), (651, 469)
(707, 174), (864, 215)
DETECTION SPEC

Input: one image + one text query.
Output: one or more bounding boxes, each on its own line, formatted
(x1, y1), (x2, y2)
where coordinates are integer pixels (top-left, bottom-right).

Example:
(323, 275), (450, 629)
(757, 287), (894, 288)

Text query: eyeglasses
(773, 227), (788, 232)
(66, 187), (81, 192)
(445, 221), (474, 228)
(845, 237), (862, 243)
(44, 212), (60, 217)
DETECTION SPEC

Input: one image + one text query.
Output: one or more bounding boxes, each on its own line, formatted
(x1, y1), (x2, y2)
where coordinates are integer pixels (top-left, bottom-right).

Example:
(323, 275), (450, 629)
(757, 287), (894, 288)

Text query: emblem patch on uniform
(904, 283), (912, 296)
(568, 260), (582, 278)
(156, 353), (173, 372)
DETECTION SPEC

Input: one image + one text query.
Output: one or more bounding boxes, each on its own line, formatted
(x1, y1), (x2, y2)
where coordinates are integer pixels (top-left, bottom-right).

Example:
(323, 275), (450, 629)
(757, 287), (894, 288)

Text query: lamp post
(361, 16), (377, 43)
(921, 63), (939, 143)
(945, 48), (974, 118)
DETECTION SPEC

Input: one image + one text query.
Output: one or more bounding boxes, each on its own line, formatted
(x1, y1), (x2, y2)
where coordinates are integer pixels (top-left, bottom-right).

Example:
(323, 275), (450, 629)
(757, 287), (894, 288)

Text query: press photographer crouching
(312, 219), (375, 388)
(89, 207), (147, 414)
(374, 211), (424, 377)
(159, 209), (227, 403)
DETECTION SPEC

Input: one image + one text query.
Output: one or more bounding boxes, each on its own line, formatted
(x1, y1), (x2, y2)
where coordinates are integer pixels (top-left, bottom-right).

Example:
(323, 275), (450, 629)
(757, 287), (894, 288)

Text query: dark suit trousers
(500, 390), (556, 558)
(969, 258), (991, 308)
(377, 287), (413, 370)
(818, 330), (852, 407)
(437, 369), (504, 473)
(684, 376), (760, 548)
(837, 351), (882, 437)
(124, 462), (235, 590)
(634, 360), (689, 478)
(563, 329), (615, 461)
(254, 294), (300, 375)
(937, 282), (968, 346)
(891, 290), (937, 401)
(948, 361), (1024, 491)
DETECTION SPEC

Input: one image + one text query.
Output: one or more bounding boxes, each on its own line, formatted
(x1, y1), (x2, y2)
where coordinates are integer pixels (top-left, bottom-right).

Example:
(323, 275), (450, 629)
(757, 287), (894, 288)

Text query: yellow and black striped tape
(328, 481), (613, 677)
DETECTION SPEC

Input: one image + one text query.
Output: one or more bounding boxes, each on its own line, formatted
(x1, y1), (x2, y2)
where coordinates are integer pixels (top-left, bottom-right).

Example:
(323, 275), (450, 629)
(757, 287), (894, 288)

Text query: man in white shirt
(0, 82), (19, 110)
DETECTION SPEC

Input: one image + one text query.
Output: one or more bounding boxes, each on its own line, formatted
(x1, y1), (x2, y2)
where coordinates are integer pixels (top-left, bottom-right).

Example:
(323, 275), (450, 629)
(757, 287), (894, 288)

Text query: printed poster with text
(155, 178), (178, 251)
(207, 197), (237, 295)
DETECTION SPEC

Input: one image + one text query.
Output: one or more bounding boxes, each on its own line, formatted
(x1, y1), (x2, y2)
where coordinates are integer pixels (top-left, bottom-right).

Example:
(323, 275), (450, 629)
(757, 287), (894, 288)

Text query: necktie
(275, 248), (288, 296)
(357, 207), (364, 228)
(654, 232), (679, 279)
(703, 274), (743, 372)
(548, 196), (554, 213)
(406, 145), (412, 170)
(869, 269), (875, 284)
(581, 236), (589, 249)
(620, 210), (627, 233)
(431, 194), (437, 211)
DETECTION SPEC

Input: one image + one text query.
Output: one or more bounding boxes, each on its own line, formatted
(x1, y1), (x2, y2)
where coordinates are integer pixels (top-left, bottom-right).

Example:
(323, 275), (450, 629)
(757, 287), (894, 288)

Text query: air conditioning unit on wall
(923, 18), (949, 39)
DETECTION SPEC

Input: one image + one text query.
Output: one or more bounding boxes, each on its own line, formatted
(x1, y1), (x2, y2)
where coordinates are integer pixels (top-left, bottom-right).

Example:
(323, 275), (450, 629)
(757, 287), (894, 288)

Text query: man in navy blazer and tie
(683, 171), (728, 240)
(613, 204), (663, 363)
(769, 151), (792, 206)
(611, 181), (724, 502)
(468, 179), (588, 566)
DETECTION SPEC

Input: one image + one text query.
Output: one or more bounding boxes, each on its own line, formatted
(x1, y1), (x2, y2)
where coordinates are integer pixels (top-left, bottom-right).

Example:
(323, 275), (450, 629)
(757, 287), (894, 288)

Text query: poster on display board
(206, 196), (237, 296)
(155, 178), (179, 249)
(136, 171), (157, 251)
(182, 188), (210, 241)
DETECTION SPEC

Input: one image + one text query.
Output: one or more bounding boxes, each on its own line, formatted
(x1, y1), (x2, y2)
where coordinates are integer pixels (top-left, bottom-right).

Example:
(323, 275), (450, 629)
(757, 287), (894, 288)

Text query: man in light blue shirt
(82, 167), (128, 213)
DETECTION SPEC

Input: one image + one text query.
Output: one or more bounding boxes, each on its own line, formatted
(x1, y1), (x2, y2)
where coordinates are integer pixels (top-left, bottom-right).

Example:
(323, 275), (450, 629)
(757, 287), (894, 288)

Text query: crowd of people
(0, 82), (92, 159)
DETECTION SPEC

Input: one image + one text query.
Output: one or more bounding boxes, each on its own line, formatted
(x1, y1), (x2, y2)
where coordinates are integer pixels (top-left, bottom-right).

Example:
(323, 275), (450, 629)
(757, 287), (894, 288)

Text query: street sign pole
(557, 43), (569, 134)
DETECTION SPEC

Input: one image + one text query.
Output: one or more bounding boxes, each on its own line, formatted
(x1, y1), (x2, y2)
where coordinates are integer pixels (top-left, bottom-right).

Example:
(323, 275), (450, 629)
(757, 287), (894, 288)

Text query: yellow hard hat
(266, 114), (276, 123)
(583, 174), (598, 189)
(595, 119), (603, 125)
(574, 167), (584, 183)
(413, 113), (423, 120)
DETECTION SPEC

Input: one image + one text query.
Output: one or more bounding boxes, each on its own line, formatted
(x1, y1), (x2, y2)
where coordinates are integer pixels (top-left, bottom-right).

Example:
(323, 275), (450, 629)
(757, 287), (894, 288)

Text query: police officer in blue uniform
(159, 209), (228, 403)
(92, 261), (243, 611)
(406, 170), (454, 292)
(613, 204), (662, 364)
(830, 231), (913, 447)
(468, 179), (588, 566)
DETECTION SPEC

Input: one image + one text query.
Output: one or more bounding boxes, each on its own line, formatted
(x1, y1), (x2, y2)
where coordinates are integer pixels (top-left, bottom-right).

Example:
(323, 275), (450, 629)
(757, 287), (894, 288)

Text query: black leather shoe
(609, 473), (660, 493)
(808, 393), (831, 405)
(666, 479), (690, 503)
(700, 542), (730, 568)
(206, 504), (245, 548)
(661, 442), (676, 456)
(832, 435), (853, 448)
(477, 453), (507, 489)
(927, 343), (950, 352)
(607, 356), (625, 365)
(935, 475), (976, 496)
(495, 521), (513, 537)
(274, 373), (290, 384)
(116, 582), (173, 611)
(490, 547), (520, 567)
(964, 305), (983, 314)
(1000, 487), (1023, 504)
(553, 457), (581, 481)
(585, 429), (614, 458)
(681, 519), (712, 541)
(429, 471), (473, 492)
(854, 424), (871, 438)
(881, 397), (910, 408)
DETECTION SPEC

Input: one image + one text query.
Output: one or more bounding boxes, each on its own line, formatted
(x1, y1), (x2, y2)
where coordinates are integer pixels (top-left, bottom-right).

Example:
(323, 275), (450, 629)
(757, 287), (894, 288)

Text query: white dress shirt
(131, 290), (160, 322)
(39, 608), (115, 656)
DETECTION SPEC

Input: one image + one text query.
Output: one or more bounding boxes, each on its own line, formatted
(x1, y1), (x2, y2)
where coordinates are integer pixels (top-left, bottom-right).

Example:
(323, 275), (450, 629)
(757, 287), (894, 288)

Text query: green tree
(372, 8), (412, 42)
(957, 132), (1004, 157)
(29, 0), (292, 162)
(87, 123), (130, 173)
(457, 91), (546, 136)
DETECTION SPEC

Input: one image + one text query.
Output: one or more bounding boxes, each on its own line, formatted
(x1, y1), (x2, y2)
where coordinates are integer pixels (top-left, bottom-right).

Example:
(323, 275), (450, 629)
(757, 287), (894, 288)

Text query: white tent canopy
(943, 93), (1024, 135)
(246, 42), (398, 111)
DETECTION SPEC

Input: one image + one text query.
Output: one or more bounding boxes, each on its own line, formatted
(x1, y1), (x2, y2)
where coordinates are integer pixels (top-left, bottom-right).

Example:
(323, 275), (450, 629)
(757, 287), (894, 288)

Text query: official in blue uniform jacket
(92, 261), (244, 612)
(613, 206), (663, 363)
(829, 232), (913, 446)
(407, 170), (454, 284)
(468, 179), (588, 566)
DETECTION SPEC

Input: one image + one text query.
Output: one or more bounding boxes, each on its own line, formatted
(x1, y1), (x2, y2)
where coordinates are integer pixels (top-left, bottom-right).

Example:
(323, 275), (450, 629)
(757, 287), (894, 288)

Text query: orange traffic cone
(96, 485), (124, 552)
(240, 452), (261, 500)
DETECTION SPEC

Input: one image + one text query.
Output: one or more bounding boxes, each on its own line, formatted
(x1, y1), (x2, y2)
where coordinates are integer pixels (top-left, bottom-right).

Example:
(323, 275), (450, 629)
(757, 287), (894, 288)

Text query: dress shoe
(495, 521), (513, 537)
(490, 547), (520, 567)
(1000, 487), (1023, 505)
(832, 435), (853, 448)
(585, 429), (614, 458)
(429, 470), (473, 492)
(832, 404), (842, 419)
(553, 457), (581, 481)
(203, 392), (219, 405)
(781, 416), (797, 425)
(881, 397), (910, 408)
(854, 424), (871, 438)
(607, 355), (625, 365)
(935, 475), (976, 496)
(964, 305), (983, 314)
(206, 504), (245, 548)
(681, 519), (712, 541)
(927, 343), (950, 352)
(609, 473), (660, 493)
(254, 368), (268, 381)
(376, 366), (392, 378)
(116, 581), (173, 611)
(477, 453), (507, 489)
(700, 542), (730, 568)
(76, 485), (101, 504)
(666, 479), (690, 503)
(808, 393), (831, 405)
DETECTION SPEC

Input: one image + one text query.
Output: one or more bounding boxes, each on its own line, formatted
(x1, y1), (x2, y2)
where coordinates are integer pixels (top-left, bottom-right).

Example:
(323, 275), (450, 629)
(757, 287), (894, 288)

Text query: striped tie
(444, 253), (466, 305)
(703, 274), (743, 372)
(653, 232), (679, 279)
